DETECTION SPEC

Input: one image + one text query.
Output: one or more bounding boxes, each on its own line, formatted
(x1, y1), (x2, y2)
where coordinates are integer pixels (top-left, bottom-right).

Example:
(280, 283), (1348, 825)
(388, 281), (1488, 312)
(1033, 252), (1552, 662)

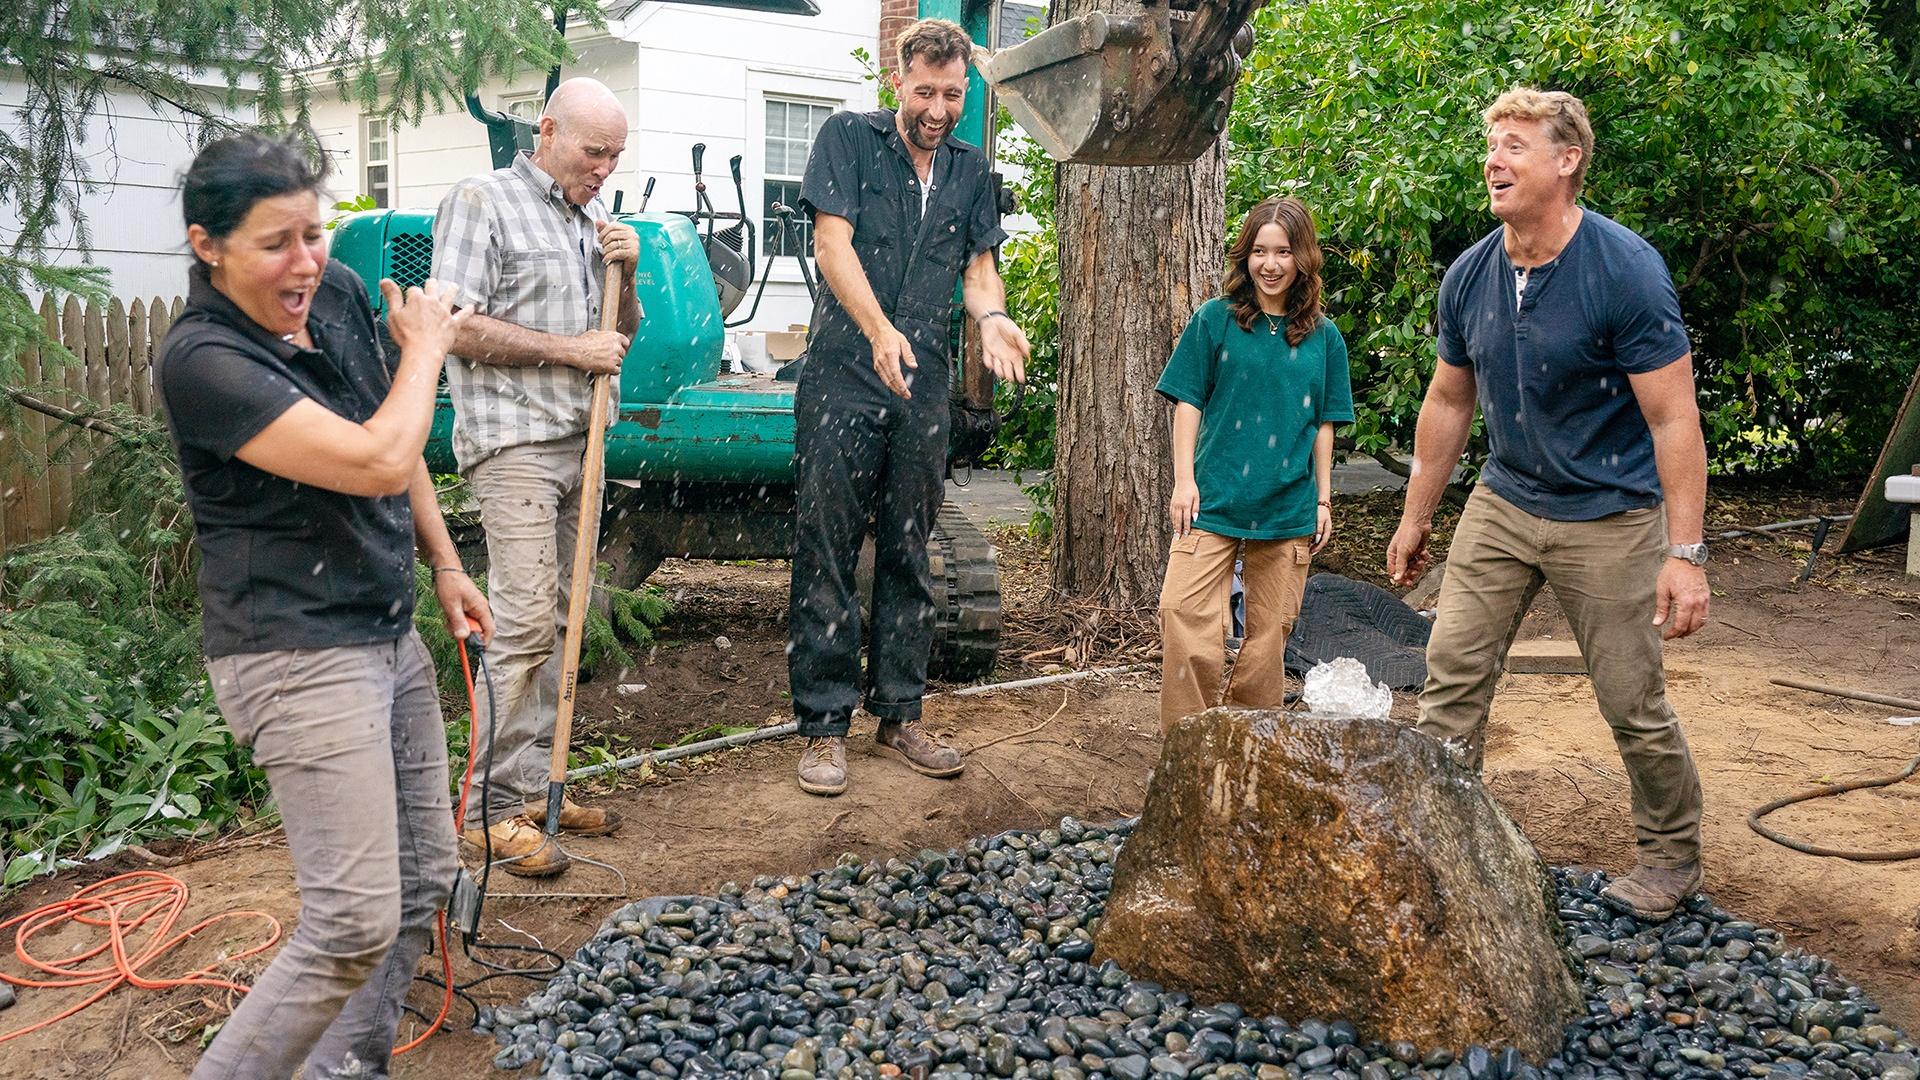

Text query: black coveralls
(789, 108), (1006, 737)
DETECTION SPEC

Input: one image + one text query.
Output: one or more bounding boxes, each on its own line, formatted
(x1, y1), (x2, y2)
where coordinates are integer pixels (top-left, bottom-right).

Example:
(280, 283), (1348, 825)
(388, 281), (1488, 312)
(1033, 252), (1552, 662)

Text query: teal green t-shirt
(1154, 298), (1356, 540)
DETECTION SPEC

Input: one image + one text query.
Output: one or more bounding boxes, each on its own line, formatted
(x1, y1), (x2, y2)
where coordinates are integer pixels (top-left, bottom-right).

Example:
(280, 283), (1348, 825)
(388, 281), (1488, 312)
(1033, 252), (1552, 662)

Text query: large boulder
(1096, 709), (1579, 1061)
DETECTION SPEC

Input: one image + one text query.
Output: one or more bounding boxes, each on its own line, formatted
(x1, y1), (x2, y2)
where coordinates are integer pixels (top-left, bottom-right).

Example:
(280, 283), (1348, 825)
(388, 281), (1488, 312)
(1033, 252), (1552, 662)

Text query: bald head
(533, 78), (629, 206)
(543, 78), (626, 131)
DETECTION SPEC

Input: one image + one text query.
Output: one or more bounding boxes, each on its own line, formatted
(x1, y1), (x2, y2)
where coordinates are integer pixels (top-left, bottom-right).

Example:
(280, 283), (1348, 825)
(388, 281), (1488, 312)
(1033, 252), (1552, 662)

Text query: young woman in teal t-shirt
(1153, 196), (1355, 732)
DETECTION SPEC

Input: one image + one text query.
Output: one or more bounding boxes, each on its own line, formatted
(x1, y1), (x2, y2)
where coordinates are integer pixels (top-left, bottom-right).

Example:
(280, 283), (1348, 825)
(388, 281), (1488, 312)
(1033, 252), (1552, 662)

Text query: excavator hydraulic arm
(978, 0), (1265, 166)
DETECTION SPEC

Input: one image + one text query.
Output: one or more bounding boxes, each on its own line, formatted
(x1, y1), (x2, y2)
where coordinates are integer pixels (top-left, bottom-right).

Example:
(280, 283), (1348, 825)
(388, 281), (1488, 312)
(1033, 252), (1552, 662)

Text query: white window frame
(745, 67), (860, 285)
(362, 115), (394, 209)
(501, 91), (546, 125)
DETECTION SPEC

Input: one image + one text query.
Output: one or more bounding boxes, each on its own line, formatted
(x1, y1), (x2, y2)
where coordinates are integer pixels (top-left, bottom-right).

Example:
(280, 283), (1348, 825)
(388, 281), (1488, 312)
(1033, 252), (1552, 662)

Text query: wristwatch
(1666, 542), (1709, 566)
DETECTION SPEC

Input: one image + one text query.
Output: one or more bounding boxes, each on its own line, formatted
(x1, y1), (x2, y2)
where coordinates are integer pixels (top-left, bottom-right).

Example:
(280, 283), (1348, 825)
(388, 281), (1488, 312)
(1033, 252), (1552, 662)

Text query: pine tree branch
(7, 390), (131, 441)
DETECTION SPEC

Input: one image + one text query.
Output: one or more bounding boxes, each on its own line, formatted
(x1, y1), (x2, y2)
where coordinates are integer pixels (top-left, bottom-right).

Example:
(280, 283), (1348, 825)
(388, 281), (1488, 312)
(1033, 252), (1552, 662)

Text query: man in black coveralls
(789, 17), (1030, 796)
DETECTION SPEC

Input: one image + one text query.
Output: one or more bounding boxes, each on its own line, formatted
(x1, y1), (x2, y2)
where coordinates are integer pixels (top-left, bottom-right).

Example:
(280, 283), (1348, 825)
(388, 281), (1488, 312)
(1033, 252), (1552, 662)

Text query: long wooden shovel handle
(544, 262), (630, 835)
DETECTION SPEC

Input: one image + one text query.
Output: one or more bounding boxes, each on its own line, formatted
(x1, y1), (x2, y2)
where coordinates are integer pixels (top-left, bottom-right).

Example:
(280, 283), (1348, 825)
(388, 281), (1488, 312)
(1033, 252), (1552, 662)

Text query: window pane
(368, 165), (390, 209)
(765, 97), (839, 183)
(763, 179), (810, 258)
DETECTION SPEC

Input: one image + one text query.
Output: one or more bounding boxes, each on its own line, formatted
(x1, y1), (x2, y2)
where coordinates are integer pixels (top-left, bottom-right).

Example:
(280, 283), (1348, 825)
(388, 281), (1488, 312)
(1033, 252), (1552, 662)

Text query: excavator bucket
(978, 0), (1264, 167)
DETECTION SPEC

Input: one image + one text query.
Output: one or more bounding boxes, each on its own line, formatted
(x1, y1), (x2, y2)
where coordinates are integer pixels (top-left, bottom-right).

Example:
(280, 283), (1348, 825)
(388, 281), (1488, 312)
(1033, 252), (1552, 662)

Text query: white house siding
(308, 2), (880, 334)
(0, 69), (256, 300)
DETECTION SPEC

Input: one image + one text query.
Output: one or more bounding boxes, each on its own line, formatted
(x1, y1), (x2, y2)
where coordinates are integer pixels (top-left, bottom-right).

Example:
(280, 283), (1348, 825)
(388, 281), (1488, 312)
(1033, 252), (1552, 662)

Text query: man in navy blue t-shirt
(1387, 89), (1711, 920)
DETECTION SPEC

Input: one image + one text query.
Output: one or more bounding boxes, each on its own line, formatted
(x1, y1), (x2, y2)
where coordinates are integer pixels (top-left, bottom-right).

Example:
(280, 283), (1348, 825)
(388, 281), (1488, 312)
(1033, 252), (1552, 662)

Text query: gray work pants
(464, 434), (583, 828)
(192, 630), (456, 1080)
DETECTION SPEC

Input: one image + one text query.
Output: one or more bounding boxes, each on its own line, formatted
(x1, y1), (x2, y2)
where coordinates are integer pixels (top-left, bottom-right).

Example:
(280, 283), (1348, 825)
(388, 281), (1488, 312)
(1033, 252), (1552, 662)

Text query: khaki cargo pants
(1159, 529), (1312, 732)
(1419, 486), (1704, 868)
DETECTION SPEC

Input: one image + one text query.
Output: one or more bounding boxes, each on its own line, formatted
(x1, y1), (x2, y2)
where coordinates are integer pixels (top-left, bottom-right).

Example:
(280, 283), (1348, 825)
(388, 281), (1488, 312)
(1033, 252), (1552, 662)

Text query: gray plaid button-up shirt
(432, 151), (610, 471)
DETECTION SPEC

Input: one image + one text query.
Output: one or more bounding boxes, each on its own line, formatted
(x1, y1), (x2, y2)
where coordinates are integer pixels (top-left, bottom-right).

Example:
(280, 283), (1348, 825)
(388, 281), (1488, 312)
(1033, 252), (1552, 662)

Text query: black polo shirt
(157, 260), (415, 658)
(799, 109), (1006, 378)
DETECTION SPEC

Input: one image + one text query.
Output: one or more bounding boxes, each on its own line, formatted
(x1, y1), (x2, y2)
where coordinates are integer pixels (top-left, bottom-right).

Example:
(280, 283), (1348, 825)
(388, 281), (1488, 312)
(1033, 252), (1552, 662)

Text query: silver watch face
(1670, 543), (1708, 566)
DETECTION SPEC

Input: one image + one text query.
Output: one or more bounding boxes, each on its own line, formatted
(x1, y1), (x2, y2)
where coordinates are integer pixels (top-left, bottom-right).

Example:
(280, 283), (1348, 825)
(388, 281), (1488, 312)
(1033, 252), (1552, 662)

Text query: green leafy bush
(990, 0), (1920, 482)
(0, 412), (265, 884)
(0, 413), (674, 886)
(411, 564), (673, 702)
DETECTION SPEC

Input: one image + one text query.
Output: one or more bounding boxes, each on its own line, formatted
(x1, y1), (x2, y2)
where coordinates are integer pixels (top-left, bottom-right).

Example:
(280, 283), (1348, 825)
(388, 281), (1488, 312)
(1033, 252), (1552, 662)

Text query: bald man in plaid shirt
(431, 78), (640, 877)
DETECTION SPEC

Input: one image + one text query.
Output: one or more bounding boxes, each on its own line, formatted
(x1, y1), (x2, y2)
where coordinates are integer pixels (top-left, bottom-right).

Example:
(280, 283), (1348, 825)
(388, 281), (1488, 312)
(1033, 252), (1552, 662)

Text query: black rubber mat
(1283, 573), (1432, 690)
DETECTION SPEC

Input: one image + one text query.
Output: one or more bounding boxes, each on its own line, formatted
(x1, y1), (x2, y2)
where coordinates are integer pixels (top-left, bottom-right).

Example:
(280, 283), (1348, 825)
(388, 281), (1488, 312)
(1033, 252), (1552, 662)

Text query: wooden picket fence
(1, 294), (184, 557)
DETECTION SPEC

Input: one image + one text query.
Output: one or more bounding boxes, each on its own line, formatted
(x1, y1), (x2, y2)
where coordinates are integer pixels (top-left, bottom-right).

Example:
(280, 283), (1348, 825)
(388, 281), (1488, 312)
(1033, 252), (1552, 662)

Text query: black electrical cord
(1747, 752), (1920, 861)
(406, 639), (565, 1020)
(459, 643), (564, 978)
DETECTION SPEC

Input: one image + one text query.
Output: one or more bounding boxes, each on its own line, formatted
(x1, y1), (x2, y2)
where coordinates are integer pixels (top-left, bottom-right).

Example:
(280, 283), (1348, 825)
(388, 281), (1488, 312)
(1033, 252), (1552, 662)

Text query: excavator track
(927, 502), (1002, 683)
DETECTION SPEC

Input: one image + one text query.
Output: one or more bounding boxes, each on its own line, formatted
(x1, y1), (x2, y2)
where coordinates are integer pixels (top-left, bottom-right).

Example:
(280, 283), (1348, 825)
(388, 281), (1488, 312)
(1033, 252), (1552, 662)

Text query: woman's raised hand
(381, 278), (468, 360)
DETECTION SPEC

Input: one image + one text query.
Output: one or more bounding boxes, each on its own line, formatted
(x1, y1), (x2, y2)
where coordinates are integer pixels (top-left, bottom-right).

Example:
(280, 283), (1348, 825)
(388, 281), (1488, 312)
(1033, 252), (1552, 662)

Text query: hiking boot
(798, 737), (848, 796)
(524, 795), (622, 836)
(1601, 861), (1703, 921)
(875, 721), (964, 778)
(460, 815), (570, 878)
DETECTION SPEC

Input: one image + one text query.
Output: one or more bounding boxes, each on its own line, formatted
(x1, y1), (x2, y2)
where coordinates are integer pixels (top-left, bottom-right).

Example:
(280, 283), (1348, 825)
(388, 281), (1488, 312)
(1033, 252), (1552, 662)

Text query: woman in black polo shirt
(156, 132), (491, 1080)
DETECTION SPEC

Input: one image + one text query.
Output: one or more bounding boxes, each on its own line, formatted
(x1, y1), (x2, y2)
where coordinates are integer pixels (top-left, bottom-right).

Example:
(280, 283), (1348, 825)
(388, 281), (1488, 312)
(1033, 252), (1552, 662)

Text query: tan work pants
(464, 434), (584, 829)
(1159, 529), (1312, 732)
(1418, 486), (1704, 867)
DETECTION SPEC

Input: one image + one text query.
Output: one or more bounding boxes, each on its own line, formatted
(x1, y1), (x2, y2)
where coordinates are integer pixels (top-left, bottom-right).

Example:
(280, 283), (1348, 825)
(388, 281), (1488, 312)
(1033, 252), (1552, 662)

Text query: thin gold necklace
(1261, 311), (1283, 336)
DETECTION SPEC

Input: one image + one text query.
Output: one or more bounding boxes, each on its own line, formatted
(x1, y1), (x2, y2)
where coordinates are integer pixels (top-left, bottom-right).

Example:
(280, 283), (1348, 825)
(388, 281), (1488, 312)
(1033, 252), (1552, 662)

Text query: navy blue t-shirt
(1437, 210), (1690, 521)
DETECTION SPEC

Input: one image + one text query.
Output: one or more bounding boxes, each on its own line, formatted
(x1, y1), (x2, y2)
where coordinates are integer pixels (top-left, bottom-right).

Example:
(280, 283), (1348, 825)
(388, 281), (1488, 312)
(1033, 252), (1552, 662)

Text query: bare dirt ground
(3, 495), (1917, 1078)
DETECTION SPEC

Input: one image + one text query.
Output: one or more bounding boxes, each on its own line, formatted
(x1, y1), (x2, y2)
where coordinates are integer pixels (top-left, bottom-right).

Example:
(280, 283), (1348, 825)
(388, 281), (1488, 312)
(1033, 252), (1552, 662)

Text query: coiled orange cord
(0, 870), (280, 1044)
(0, 634), (488, 1055)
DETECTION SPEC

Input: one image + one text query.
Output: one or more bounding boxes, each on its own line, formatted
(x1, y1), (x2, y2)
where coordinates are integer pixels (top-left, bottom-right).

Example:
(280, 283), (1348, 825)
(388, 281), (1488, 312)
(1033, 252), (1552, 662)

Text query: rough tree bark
(1049, 2), (1228, 607)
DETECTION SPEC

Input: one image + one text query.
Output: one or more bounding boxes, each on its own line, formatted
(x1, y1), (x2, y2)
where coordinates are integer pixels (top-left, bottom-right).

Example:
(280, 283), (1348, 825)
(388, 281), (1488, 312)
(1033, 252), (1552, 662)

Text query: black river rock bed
(476, 818), (1916, 1080)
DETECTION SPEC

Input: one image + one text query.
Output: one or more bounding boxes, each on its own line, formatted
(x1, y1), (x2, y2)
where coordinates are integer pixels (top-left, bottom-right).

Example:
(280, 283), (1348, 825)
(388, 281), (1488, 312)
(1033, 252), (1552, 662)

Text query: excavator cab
(977, 0), (1264, 166)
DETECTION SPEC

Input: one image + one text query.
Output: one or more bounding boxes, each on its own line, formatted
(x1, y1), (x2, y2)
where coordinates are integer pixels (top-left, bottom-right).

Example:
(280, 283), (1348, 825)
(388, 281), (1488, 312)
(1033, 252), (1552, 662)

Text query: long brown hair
(1222, 196), (1324, 346)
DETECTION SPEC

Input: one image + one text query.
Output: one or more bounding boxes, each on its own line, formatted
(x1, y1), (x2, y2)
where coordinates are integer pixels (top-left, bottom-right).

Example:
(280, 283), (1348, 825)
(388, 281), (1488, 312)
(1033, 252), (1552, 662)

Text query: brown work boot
(875, 721), (964, 778)
(523, 795), (622, 836)
(798, 737), (848, 796)
(460, 815), (570, 878)
(1601, 861), (1703, 921)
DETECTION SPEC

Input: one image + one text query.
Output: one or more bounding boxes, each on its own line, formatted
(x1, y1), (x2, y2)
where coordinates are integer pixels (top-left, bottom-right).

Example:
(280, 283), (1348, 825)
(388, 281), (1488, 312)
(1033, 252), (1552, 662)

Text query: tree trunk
(1049, 0), (1228, 606)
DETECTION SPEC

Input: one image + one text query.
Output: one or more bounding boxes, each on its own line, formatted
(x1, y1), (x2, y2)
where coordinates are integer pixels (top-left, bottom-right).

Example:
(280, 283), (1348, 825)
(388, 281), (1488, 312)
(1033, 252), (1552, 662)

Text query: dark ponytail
(181, 132), (329, 239)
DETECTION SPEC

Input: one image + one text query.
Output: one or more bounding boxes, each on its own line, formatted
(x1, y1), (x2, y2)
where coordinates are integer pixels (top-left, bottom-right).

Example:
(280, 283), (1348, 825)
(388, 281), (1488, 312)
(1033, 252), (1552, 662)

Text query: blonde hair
(1484, 88), (1594, 192)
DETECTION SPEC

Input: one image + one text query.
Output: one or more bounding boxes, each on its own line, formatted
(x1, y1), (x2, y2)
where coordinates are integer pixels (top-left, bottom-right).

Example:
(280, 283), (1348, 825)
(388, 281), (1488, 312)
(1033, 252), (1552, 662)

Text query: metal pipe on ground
(1768, 676), (1920, 714)
(565, 664), (1151, 782)
(1713, 514), (1853, 540)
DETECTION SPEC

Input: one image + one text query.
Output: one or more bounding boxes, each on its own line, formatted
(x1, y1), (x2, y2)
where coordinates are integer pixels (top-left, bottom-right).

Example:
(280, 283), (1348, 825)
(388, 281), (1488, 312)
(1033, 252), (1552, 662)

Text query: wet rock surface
(477, 815), (1913, 1080)
(1098, 709), (1579, 1059)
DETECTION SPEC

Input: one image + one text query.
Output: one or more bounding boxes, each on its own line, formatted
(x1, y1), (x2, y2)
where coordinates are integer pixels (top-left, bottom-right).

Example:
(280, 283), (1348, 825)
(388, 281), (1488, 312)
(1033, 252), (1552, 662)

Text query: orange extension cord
(0, 636), (488, 1054)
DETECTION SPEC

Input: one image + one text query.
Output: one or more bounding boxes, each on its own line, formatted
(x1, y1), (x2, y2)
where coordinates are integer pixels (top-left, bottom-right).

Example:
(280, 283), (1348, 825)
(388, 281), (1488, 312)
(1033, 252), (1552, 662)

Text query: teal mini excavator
(328, 0), (1266, 680)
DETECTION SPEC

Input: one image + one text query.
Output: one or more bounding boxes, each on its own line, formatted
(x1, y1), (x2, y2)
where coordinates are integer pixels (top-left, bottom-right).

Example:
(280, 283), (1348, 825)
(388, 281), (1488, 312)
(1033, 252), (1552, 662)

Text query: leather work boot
(460, 815), (570, 878)
(1601, 861), (1703, 920)
(797, 737), (848, 796)
(524, 795), (622, 836)
(875, 721), (965, 778)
